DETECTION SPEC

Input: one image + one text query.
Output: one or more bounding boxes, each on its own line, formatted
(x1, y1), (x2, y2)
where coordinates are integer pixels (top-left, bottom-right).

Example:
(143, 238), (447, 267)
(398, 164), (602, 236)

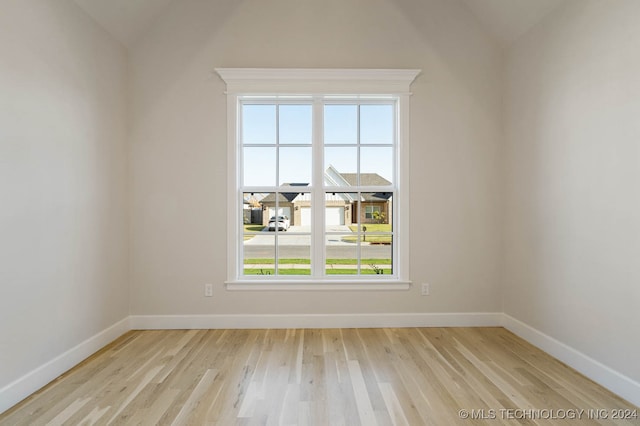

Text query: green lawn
(244, 258), (309, 265)
(243, 258), (392, 275)
(244, 269), (311, 275)
(326, 258), (391, 265)
(243, 224), (265, 240)
(342, 224), (392, 244)
(243, 268), (392, 275)
(244, 258), (391, 265)
(326, 268), (392, 275)
(347, 224), (392, 232)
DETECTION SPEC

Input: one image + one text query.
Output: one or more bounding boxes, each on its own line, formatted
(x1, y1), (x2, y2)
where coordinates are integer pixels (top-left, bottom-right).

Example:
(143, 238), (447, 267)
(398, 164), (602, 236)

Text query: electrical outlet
(421, 283), (430, 296)
(204, 284), (213, 297)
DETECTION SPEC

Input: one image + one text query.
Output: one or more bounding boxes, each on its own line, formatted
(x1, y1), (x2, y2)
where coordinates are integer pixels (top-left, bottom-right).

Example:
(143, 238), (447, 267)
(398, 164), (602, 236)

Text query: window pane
(326, 237), (358, 275)
(360, 104), (394, 144)
(263, 192), (293, 230)
(279, 104), (312, 144)
(360, 193), (393, 227)
(262, 191), (310, 276)
(325, 192), (357, 274)
(243, 233), (275, 276)
(360, 147), (393, 185)
(325, 235), (392, 275)
(279, 147), (312, 185)
(242, 192), (266, 226)
(324, 147), (357, 186)
(291, 192), (311, 228)
(243, 104), (276, 144)
(351, 193), (392, 275)
(278, 234), (310, 276)
(324, 105), (357, 144)
(324, 192), (354, 227)
(244, 147), (275, 186)
(362, 248), (392, 275)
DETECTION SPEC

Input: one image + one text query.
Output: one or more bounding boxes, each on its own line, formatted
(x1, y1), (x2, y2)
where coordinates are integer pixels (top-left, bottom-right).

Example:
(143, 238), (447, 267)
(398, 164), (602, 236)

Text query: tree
(372, 210), (386, 224)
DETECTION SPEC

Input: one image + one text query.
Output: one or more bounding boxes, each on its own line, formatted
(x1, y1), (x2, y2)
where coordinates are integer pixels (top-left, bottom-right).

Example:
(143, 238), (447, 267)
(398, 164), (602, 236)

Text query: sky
(242, 103), (395, 187)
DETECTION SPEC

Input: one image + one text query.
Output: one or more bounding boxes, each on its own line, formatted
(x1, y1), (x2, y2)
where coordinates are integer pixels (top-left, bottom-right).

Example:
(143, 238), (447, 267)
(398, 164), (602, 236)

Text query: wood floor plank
(347, 360), (377, 425)
(1, 328), (637, 426)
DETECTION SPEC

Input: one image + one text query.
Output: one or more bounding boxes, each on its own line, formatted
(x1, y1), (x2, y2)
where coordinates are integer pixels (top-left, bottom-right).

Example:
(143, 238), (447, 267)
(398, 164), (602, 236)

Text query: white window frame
(216, 68), (420, 290)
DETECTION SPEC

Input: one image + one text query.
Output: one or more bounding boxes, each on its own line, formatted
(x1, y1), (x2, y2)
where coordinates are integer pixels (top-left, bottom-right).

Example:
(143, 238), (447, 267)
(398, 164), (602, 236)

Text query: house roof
(260, 170), (392, 204)
(361, 192), (392, 202)
(260, 183), (309, 204)
(339, 173), (391, 187)
(325, 167), (392, 201)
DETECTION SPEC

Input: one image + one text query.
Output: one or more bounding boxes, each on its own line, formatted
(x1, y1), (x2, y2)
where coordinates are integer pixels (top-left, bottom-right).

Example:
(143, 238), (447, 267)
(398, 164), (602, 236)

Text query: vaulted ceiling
(460, 0), (569, 45)
(74, 0), (569, 49)
(74, 0), (174, 47)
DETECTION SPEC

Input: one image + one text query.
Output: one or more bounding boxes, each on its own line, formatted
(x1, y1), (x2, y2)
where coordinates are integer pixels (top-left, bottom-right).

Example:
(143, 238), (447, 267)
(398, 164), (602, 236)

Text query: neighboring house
(331, 167), (393, 225)
(260, 166), (392, 226)
(243, 193), (265, 224)
(259, 189), (303, 226)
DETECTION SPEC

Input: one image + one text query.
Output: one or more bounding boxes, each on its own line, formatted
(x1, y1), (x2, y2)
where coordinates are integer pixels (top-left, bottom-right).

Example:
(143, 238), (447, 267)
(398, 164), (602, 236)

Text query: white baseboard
(0, 317), (131, 414)
(130, 312), (503, 330)
(501, 314), (640, 408)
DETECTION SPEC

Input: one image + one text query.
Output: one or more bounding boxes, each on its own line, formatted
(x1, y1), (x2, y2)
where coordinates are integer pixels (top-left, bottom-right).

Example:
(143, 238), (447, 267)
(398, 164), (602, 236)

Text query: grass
(342, 224), (392, 243)
(326, 258), (391, 265)
(243, 224), (265, 240)
(243, 258), (392, 275)
(244, 269), (311, 275)
(244, 258), (309, 265)
(347, 224), (392, 232)
(243, 268), (392, 276)
(243, 258), (391, 265)
(326, 268), (392, 275)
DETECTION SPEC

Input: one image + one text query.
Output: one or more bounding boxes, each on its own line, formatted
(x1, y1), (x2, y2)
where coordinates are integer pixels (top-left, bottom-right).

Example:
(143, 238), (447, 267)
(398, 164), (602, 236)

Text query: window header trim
(215, 68), (421, 95)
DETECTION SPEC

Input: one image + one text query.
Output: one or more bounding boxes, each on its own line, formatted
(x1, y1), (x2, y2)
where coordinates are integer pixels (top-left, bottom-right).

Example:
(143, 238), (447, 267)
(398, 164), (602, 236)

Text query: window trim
(216, 68), (420, 290)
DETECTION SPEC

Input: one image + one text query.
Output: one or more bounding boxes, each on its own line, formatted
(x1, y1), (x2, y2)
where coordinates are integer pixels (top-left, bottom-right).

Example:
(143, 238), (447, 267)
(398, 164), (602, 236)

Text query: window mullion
(356, 105), (361, 274)
(312, 98), (325, 278)
(274, 104), (280, 275)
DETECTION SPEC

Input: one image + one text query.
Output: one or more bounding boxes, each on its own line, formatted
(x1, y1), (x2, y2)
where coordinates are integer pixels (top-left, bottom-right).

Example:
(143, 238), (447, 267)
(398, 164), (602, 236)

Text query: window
(217, 69), (419, 289)
(365, 205), (382, 220)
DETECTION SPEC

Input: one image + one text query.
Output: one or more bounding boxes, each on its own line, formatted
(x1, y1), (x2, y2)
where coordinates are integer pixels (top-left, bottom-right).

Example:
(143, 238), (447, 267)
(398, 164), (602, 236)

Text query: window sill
(225, 280), (412, 291)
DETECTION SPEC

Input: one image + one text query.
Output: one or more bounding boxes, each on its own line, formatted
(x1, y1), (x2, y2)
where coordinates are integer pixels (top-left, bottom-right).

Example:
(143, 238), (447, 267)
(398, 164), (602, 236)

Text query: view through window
(240, 99), (396, 279)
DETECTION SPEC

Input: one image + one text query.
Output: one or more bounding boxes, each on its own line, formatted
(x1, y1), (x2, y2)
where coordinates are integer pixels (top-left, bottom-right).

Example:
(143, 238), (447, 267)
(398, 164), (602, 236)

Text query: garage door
(268, 207), (291, 221)
(301, 207), (344, 226)
(301, 208), (311, 226)
(325, 207), (344, 225)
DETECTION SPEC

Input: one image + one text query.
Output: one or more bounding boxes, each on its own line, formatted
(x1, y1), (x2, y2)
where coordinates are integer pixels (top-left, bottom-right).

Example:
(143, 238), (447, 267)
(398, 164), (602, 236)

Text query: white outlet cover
(205, 284), (213, 297)
(421, 283), (429, 295)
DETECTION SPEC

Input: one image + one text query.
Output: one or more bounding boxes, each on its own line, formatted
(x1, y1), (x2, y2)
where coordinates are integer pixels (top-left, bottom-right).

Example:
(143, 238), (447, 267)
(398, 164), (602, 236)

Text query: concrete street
(243, 244), (391, 259)
(243, 225), (392, 259)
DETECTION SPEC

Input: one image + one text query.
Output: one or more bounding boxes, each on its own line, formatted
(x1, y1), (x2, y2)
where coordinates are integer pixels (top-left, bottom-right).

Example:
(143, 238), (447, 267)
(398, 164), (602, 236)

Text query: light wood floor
(1, 328), (637, 425)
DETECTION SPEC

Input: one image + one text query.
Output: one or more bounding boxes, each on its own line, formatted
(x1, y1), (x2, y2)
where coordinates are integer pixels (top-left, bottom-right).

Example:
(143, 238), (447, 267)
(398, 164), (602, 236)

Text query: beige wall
(128, 0), (504, 315)
(0, 0), (129, 389)
(504, 0), (640, 382)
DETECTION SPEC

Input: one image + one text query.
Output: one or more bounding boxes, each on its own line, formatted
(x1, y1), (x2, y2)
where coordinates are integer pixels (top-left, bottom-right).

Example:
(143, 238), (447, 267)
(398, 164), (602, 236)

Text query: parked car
(268, 216), (290, 231)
